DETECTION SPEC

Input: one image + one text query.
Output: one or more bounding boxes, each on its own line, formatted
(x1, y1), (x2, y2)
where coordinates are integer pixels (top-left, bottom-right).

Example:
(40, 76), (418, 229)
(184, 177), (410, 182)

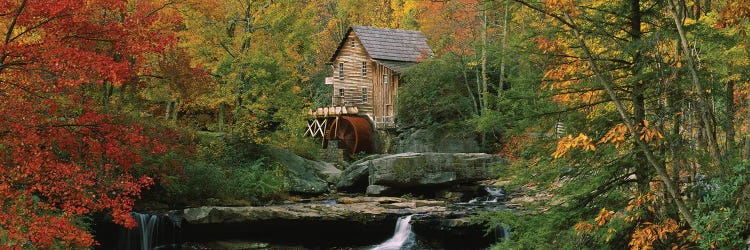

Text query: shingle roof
(352, 26), (433, 62)
(330, 26), (433, 63)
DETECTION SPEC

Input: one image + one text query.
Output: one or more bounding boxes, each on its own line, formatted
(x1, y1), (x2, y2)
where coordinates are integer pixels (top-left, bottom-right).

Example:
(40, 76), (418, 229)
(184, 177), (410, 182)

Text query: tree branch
(9, 14), (68, 43)
(561, 10), (697, 228)
(4, 0), (26, 45)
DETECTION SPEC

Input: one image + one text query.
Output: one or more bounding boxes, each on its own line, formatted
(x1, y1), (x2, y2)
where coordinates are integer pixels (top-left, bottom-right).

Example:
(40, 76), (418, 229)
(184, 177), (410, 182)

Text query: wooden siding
(372, 64), (398, 119)
(332, 32), (400, 127)
(332, 33), (373, 115)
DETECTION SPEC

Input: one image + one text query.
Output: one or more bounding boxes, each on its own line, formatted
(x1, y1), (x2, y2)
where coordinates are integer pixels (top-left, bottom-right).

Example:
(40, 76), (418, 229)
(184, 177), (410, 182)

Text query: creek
(96, 186), (509, 250)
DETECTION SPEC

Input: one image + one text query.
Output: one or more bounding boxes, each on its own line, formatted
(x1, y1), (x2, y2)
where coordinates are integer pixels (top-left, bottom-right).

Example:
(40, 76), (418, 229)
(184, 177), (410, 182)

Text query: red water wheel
(327, 116), (373, 156)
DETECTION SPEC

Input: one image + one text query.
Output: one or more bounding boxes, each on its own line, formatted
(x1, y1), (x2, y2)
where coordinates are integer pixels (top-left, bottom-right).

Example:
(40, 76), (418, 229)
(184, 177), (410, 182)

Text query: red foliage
(0, 0), (181, 247)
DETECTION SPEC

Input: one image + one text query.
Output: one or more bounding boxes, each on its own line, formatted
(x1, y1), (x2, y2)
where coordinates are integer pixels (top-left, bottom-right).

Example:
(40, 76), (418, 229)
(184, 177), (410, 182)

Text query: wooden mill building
(306, 26), (433, 155)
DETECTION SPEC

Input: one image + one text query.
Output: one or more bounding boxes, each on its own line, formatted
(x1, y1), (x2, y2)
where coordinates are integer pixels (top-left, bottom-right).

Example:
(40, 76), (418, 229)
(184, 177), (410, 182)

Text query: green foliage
(227, 159), (289, 201)
(694, 161), (750, 249)
(477, 127), (646, 249)
(171, 161), (228, 202)
(273, 134), (321, 161)
(476, 209), (583, 249)
(399, 57), (474, 127)
(150, 135), (290, 206)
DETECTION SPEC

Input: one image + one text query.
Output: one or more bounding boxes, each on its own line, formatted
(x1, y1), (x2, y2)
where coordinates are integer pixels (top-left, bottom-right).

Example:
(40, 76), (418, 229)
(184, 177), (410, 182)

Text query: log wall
(332, 33), (399, 125)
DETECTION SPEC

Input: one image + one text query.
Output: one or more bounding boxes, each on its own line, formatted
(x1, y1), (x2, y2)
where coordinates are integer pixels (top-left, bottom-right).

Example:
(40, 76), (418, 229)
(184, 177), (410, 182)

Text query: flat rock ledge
(183, 197), (446, 224)
(179, 197), (499, 249)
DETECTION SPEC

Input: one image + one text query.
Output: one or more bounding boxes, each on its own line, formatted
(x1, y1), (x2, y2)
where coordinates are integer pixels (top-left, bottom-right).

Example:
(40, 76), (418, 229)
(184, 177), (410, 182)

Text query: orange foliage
(717, 0), (750, 28)
(595, 208), (615, 226)
(552, 133), (596, 158)
(629, 219), (691, 250)
(576, 193), (694, 249)
(598, 120), (662, 149)
(538, 37), (602, 105)
(497, 134), (532, 161)
(600, 123), (629, 148)
(638, 120), (664, 144)
(574, 221), (595, 235)
(416, 0), (481, 55)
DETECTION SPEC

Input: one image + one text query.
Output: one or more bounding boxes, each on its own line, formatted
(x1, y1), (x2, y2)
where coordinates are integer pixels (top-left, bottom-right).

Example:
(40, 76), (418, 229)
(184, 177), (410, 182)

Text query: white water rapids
(371, 215), (415, 250)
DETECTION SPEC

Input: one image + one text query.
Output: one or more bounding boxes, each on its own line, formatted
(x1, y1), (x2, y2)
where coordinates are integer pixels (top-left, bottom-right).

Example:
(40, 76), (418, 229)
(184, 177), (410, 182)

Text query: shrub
(227, 159), (290, 201)
(399, 57), (474, 127)
(693, 162), (750, 249)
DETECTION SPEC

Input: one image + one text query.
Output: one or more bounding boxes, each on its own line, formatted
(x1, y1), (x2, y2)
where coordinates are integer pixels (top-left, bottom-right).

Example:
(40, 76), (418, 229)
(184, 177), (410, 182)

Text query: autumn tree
(478, 0), (750, 248)
(0, 0), (181, 247)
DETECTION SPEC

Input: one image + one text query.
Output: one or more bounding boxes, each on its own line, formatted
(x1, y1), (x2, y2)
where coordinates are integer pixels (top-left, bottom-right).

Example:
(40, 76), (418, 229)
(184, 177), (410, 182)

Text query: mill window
(362, 62), (367, 77)
(362, 88), (368, 103)
(339, 62), (344, 80)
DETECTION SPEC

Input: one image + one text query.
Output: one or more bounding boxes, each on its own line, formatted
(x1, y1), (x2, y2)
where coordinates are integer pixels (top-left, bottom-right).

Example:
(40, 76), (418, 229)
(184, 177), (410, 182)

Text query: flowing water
(111, 212), (181, 250)
(459, 185), (507, 206)
(99, 190), (509, 250)
(135, 213), (158, 250)
(371, 215), (415, 250)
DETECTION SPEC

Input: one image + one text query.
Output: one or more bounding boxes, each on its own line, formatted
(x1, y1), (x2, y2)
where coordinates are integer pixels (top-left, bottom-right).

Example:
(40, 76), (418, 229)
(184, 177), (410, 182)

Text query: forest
(1, 0), (750, 249)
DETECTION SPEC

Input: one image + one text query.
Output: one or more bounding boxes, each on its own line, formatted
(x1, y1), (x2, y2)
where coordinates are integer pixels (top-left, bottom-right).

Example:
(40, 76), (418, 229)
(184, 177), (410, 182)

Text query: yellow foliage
(574, 221), (595, 235)
(627, 193), (655, 212)
(598, 121), (662, 148)
(544, 0), (580, 16)
(629, 219), (689, 250)
(575, 192), (694, 249)
(595, 208), (615, 226)
(552, 133), (596, 158)
(599, 123), (629, 148)
(639, 120), (664, 143)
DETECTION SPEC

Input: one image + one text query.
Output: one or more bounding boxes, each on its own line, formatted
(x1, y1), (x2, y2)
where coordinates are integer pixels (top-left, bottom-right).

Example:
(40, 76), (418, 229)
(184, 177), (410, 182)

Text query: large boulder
(334, 158), (373, 191)
(368, 152), (505, 190)
(264, 147), (341, 195)
(335, 152), (505, 195)
(396, 128), (483, 153)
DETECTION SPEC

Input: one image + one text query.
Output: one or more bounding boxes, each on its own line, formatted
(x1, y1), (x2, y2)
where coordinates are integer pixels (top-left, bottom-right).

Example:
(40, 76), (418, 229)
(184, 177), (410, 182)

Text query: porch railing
(374, 116), (395, 129)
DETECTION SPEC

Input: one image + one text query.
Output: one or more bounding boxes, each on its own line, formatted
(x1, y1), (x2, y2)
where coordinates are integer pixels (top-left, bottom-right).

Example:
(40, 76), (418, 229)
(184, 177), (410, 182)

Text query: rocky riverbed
(179, 195), (500, 249)
(98, 150), (511, 249)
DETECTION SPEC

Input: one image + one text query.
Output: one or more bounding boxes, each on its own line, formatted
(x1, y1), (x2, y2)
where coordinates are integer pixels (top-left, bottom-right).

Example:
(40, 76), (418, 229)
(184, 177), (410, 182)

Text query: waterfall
(484, 186), (505, 198)
(371, 215), (414, 250)
(135, 213), (158, 250)
(463, 186), (505, 205)
(117, 212), (181, 250)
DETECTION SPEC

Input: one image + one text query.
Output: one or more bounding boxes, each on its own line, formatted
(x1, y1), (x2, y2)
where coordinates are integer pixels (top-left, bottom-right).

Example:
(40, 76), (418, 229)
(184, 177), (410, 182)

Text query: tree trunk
(481, 5), (489, 113)
(725, 80), (735, 152)
(667, 0), (722, 168)
(218, 103), (226, 132)
(498, 0), (509, 106)
(165, 101), (172, 121)
(480, 4), (489, 148)
(744, 96), (750, 159)
(461, 59), (480, 116)
(172, 99), (180, 123)
(630, 0), (651, 193)
(564, 12), (697, 228)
